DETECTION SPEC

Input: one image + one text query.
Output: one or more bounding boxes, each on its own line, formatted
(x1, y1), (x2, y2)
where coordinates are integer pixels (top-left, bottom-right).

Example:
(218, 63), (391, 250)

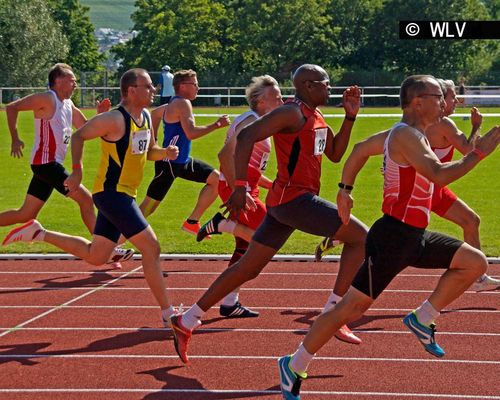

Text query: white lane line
(0, 305), (497, 313)
(0, 271), (467, 277)
(0, 265), (144, 338)
(1, 286), (498, 294)
(1, 326), (498, 337)
(0, 389), (496, 399)
(0, 354), (498, 364)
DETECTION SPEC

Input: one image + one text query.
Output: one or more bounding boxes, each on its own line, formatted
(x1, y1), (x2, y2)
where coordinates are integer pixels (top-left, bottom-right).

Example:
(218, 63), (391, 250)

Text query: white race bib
(63, 127), (72, 145)
(314, 128), (327, 155)
(131, 129), (150, 154)
(260, 152), (270, 171)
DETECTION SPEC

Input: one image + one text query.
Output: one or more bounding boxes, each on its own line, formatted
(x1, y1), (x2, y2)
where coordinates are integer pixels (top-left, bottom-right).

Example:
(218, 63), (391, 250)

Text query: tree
(47, 0), (103, 72)
(357, 0), (497, 81)
(0, 0), (68, 87)
(113, 0), (229, 75)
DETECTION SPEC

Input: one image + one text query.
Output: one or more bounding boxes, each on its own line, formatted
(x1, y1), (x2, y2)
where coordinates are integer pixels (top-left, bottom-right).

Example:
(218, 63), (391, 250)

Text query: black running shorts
(253, 192), (344, 250)
(351, 214), (463, 299)
(146, 157), (215, 201)
(28, 162), (70, 201)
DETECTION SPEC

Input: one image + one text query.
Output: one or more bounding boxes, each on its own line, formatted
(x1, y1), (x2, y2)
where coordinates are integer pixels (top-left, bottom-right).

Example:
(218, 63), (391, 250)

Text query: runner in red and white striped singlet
(382, 122), (434, 229)
(31, 89), (73, 165)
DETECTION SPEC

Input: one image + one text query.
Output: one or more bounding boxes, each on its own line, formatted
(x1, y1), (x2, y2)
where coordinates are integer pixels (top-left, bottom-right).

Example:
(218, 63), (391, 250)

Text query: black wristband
(345, 114), (356, 121)
(338, 182), (354, 191)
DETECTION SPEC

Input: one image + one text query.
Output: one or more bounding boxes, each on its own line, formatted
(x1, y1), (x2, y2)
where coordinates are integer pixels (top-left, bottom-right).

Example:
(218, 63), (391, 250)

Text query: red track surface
(0, 259), (499, 399)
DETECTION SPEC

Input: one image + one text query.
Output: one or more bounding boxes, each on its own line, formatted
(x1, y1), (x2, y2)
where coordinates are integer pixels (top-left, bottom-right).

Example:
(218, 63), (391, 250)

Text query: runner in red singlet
(169, 64), (368, 364)
(278, 75), (499, 400)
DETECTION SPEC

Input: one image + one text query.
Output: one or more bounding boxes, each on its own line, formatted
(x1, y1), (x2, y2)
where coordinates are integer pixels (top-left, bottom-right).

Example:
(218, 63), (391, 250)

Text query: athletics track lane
(0, 259), (498, 399)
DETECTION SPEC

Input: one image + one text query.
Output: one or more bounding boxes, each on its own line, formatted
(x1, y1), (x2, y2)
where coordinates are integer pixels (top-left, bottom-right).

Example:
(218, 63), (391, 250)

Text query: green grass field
(0, 107), (498, 255)
(81, 0), (135, 31)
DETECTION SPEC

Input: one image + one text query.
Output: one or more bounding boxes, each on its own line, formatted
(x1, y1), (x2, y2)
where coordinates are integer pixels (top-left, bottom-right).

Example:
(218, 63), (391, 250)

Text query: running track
(0, 258), (498, 399)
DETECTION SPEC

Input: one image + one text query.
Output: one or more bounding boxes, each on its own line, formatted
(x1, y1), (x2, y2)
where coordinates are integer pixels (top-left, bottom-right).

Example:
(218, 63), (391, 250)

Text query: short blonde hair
(245, 75), (279, 111)
(173, 69), (197, 92)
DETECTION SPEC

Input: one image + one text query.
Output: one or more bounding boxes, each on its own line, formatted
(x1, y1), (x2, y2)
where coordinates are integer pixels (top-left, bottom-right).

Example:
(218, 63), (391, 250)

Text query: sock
(414, 300), (440, 326)
(186, 219), (198, 224)
(161, 306), (176, 321)
(322, 292), (342, 313)
(218, 219), (236, 234)
(222, 290), (239, 307)
(289, 343), (314, 376)
(182, 303), (204, 330)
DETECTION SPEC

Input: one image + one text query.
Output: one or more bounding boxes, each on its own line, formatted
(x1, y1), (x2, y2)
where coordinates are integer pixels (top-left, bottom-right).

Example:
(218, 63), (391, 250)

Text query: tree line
(1, 0), (499, 88)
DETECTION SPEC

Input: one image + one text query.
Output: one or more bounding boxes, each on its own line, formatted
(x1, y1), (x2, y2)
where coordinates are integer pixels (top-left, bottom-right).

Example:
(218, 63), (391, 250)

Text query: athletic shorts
(351, 214), (463, 299)
(28, 162), (69, 201)
(253, 192), (343, 250)
(218, 180), (266, 230)
(431, 185), (458, 217)
(93, 191), (149, 242)
(146, 157), (214, 201)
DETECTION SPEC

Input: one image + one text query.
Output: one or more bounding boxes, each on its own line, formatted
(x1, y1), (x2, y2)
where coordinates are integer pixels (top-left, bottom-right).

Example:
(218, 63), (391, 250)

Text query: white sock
(219, 219), (236, 234)
(182, 303), (204, 330)
(289, 343), (314, 376)
(322, 292), (342, 313)
(161, 306), (176, 321)
(222, 290), (239, 307)
(414, 300), (440, 326)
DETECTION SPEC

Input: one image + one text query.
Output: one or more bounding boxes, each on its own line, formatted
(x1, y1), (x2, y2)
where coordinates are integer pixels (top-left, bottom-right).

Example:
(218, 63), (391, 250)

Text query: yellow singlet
(93, 106), (151, 198)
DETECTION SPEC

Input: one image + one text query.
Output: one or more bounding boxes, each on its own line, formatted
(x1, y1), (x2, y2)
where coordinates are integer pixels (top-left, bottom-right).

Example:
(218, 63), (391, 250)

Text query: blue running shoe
(278, 355), (307, 400)
(403, 311), (445, 358)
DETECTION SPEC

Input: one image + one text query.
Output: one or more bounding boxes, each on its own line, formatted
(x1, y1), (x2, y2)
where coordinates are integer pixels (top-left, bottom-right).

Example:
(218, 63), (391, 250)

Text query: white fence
(1, 86), (500, 107)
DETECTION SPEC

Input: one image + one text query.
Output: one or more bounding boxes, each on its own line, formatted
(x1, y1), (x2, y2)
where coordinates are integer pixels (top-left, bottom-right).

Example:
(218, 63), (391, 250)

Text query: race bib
(259, 152), (270, 171)
(63, 127), (72, 145)
(131, 129), (150, 154)
(314, 128), (327, 155)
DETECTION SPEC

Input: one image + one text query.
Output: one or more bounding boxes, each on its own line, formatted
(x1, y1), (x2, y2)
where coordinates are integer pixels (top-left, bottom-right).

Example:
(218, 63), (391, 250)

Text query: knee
(207, 170), (220, 186)
(141, 239), (161, 260)
(457, 246), (487, 278)
(464, 211), (480, 231)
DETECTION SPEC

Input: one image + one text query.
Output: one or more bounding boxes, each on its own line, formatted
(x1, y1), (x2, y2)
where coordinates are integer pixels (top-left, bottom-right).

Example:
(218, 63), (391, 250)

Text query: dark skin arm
(223, 103), (305, 218)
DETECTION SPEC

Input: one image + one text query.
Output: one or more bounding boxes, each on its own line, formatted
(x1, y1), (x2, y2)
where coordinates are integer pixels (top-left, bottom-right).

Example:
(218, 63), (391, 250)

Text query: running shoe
(314, 237), (341, 262)
(471, 274), (500, 291)
(196, 212), (224, 242)
(107, 246), (134, 264)
(182, 220), (211, 239)
(2, 219), (44, 246)
(278, 355), (306, 400)
(170, 314), (193, 364)
(335, 324), (361, 345)
(220, 302), (259, 318)
(403, 311), (445, 357)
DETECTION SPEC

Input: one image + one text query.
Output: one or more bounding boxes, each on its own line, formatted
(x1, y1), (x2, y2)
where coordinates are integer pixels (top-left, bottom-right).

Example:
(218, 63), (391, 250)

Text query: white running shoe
(471, 274), (500, 291)
(2, 220), (44, 246)
(106, 246), (134, 264)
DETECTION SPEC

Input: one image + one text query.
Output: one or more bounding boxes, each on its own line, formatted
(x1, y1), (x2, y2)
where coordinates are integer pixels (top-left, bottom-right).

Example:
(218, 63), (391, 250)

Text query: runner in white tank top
(31, 89), (73, 165)
(1, 63), (129, 267)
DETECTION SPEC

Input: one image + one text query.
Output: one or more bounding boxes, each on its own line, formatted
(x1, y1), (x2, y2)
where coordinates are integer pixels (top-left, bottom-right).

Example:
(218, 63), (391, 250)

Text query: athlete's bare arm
(324, 86), (361, 162)
(218, 114), (257, 188)
(6, 92), (56, 158)
(223, 103), (305, 216)
(393, 125), (500, 187)
(150, 104), (167, 139)
(64, 110), (123, 192)
(170, 98), (230, 140)
(336, 130), (389, 224)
